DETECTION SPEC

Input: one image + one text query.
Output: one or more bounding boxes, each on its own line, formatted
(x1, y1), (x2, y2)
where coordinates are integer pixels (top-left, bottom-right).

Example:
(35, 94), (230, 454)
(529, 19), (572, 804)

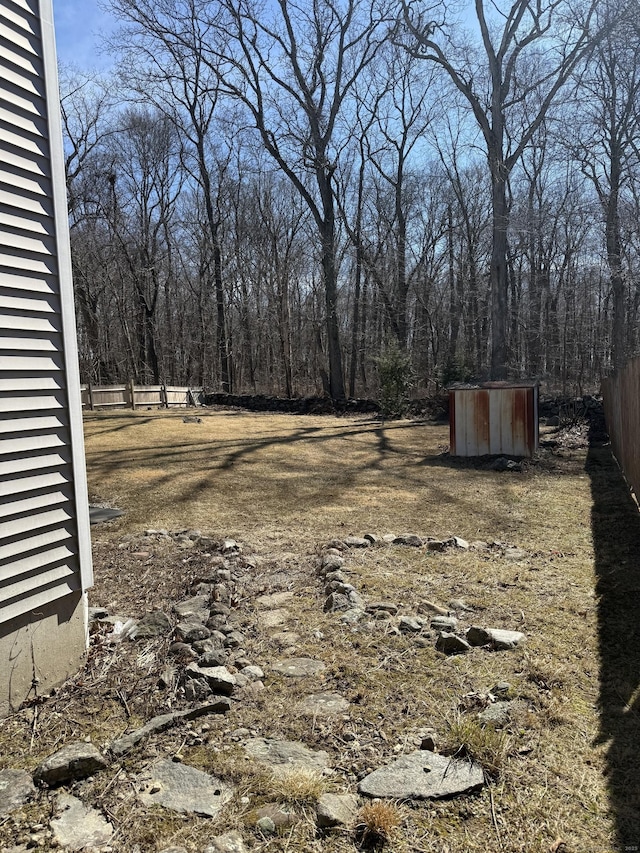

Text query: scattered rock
(363, 533), (379, 543)
(340, 608), (366, 624)
(449, 598), (473, 612)
(426, 538), (455, 552)
(136, 609), (172, 638)
(430, 615), (458, 632)
(418, 600), (450, 616)
(358, 750), (484, 800)
(244, 738), (330, 772)
(0, 770), (35, 815)
(241, 665), (265, 681)
(366, 601), (399, 616)
(34, 742), (108, 787)
(174, 596), (210, 620)
(492, 681), (511, 698)
(138, 759), (234, 817)
(490, 457), (522, 472)
(204, 831), (248, 853)
(51, 794), (113, 850)
(256, 816), (276, 835)
(254, 802), (297, 827)
(324, 592), (352, 612)
(466, 626), (525, 650)
(175, 620), (211, 642)
(272, 658), (326, 677)
(453, 536), (470, 549)
(343, 536), (370, 548)
(185, 663), (236, 694)
(435, 633), (471, 655)
(398, 616), (424, 634)
(110, 701), (231, 756)
(393, 534), (423, 547)
(503, 547), (527, 561)
(321, 554), (345, 573)
(316, 792), (359, 828)
(298, 692), (350, 716)
(478, 700), (523, 727)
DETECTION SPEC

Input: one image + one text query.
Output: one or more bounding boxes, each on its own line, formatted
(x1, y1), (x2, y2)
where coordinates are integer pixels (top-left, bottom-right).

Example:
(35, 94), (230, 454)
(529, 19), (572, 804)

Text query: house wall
(0, 0), (93, 712)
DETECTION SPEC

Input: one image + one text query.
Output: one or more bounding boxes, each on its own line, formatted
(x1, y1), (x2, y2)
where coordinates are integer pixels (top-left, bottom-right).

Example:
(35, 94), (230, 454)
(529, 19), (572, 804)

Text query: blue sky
(53, 0), (117, 70)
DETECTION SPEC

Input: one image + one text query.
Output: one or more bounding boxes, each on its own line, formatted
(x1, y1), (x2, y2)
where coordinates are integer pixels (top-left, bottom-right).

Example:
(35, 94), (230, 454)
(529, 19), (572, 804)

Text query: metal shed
(0, 0), (92, 715)
(449, 382), (539, 458)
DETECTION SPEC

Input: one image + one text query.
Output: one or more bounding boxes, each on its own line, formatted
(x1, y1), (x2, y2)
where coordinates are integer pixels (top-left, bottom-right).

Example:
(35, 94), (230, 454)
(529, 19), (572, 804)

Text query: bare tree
(401, 0), (604, 378)
(202, 0), (392, 401)
(569, 4), (640, 369)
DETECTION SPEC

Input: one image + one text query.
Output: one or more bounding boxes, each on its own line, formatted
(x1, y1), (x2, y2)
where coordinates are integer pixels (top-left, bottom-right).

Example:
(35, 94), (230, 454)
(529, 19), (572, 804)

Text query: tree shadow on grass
(588, 413), (640, 851)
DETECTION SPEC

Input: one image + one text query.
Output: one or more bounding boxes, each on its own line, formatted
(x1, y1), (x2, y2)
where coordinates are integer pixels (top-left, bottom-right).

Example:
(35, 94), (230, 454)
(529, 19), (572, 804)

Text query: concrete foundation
(0, 591), (88, 717)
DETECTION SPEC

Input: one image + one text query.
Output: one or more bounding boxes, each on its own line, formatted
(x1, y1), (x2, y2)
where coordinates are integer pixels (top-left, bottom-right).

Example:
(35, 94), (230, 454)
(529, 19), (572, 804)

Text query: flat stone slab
(244, 738), (329, 772)
(51, 794), (113, 850)
(358, 750), (484, 800)
(0, 769), (35, 815)
(258, 609), (289, 629)
(316, 792), (359, 827)
(186, 663), (236, 694)
(298, 692), (350, 716)
(204, 831), (248, 852)
(33, 741), (107, 786)
(272, 657), (326, 677)
(89, 506), (123, 525)
(138, 759), (234, 817)
(256, 591), (295, 608)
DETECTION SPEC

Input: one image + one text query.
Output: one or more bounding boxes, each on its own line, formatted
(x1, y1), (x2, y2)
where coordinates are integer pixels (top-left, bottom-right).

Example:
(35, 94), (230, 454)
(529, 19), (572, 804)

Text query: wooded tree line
(62, 0), (640, 400)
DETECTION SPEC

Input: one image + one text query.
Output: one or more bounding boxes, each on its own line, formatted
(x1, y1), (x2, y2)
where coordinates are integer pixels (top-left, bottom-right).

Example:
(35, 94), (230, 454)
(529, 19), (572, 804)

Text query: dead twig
(490, 787), (504, 850)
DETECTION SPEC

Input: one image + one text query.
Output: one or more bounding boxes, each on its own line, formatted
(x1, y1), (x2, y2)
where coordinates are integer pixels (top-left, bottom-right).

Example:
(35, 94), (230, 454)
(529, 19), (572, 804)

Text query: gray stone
(222, 538), (240, 553)
(199, 649), (228, 667)
(272, 658), (326, 677)
(430, 615), (458, 632)
(256, 816), (276, 834)
(348, 590), (366, 609)
(321, 554), (345, 573)
(393, 534), (423, 547)
(183, 677), (213, 701)
(492, 681), (511, 697)
(204, 830), (247, 853)
(224, 630), (245, 648)
(366, 601), (399, 615)
(486, 628), (526, 650)
(110, 700), (231, 755)
(325, 580), (355, 595)
(256, 591), (295, 608)
(244, 738), (329, 772)
(340, 608), (366, 625)
(503, 547), (527, 561)
(398, 616), (424, 634)
(435, 632), (471, 655)
(478, 700), (523, 727)
(0, 769), (35, 815)
(33, 741), (107, 786)
(270, 630), (301, 646)
(453, 536), (470, 549)
(316, 792), (359, 828)
(186, 663), (236, 694)
(298, 692), (350, 716)
(168, 641), (199, 662)
(241, 665), (265, 681)
(51, 794), (113, 850)
(136, 610), (172, 638)
(174, 595), (210, 620)
(204, 831), (248, 853)
(324, 592), (351, 612)
(344, 536), (370, 548)
(175, 620), (211, 642)
(449, 598), (473, 612)
(325, 570), (347, 583)
(466, 626), (491, 646)
(358, 750), (484, 800)
(88, 606), (109, 621)
(364, 533), (379, 543)
(426, 538), (455, 551)
(490, 457), (521, 472)
(382, 533), (397, 542)
(254, 802), (297, 827)
(138, 759), (234, 817)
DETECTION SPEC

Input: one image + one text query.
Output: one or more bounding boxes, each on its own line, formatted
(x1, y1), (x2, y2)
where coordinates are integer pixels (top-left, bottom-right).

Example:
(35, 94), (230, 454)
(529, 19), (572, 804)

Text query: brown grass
(0, 410), (620, 853)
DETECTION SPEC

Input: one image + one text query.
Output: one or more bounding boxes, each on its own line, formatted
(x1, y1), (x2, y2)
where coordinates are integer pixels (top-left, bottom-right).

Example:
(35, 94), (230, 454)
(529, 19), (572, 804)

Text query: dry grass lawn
(2, 408), (636, 853)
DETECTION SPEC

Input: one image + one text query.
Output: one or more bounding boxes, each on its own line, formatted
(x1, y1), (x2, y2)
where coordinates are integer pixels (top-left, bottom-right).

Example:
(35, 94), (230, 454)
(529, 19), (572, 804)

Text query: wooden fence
(602, 357), (640, 497)
(80, 383), (204, 410)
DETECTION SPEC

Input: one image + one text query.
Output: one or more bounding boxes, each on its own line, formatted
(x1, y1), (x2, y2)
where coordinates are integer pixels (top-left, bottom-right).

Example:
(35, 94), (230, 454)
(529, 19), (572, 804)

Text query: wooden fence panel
(602, 357), (640, 498)
(80, 384), (203, 410)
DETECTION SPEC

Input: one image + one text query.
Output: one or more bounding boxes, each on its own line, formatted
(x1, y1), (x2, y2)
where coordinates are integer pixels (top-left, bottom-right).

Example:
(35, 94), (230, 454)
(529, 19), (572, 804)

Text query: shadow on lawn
(588, 413), (640, 851)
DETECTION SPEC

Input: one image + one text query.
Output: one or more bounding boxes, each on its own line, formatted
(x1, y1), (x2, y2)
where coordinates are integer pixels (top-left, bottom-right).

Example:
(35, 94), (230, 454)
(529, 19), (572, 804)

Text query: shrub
(376, 342), (414, 419)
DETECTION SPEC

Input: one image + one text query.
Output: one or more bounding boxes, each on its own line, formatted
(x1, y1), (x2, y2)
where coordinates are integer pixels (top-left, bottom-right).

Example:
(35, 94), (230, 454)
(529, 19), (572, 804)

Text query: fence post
(129, 379), (136, 410)
(161, 383), (168, 408)
(88, 381), (94, 411)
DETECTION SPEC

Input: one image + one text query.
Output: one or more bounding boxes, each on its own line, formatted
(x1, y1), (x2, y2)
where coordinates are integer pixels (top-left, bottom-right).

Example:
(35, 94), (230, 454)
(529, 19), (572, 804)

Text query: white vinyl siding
(0, 0), (92, 625)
